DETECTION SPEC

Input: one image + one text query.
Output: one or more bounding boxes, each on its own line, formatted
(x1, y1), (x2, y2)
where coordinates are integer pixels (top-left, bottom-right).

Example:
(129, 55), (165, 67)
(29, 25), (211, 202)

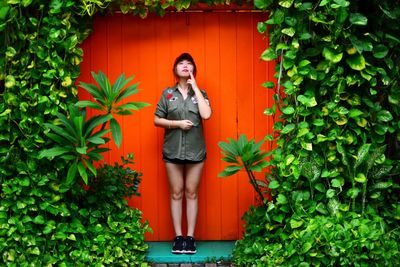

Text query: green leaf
(110, 118), (122, 148)
(290, 219), (303, 229)
(254, 0), (274, 9)
(354, 173), (366, 183)
(349, 13), (368, 26)
(301, 242), (312, 254)
(281, 27), (295, 37)
(281, 124), (296, 134)
(75, 100), (103, 110)
(268, 180), (280, 189)
(297, 95), (317, 107)
(66, 162), (78, 185)
(376, 110), (393, 122)
(355, 143), (371, 168)
(261, 48), (277, 61)
(349, 109), (364, 118)
(83, 159), (96, 176)
(33, 215), (45, 224)
(218, 141), (239, 157)
(250, 161), (269, 172)
(117, 102), (150, 111)
(326, 189), (336, 198)
(276, 194), (288, 204)
(373, 44), (388, 59)
(257, 22), (266, 33)
(347, 188), (360, 198)
(279, 0), (294, 8)
(79, 82), (105, 100)
(281, 106), (295, 114)
(323, 47), (343, 63)
(76, 146), (87, 154)
(218, 165), (242, 177)
(331, 178), (344, 188)
(331, 0), (349, 8)
(77, 161), (88, 184)
(38, 147), (70, 158)
(346, 53), (366, 71)
(285, 154), (295, 166)
(262, 81), (275, 88)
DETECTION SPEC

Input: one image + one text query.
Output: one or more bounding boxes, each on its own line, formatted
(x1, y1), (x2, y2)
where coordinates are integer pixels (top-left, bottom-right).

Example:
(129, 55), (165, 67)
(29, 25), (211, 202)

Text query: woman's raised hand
(187, 71), (198, 90)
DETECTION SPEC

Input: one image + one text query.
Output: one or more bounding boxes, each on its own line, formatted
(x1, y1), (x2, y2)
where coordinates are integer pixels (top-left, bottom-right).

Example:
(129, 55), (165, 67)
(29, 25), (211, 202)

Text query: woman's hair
(173, 52), (197, 80)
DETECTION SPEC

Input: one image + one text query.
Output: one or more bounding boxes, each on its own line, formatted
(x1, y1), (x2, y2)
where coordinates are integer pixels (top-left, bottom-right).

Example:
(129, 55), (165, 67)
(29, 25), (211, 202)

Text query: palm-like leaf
(39, 106), (110, 185)
(218, 134), (269, 206)
(76, 71), (149, 148)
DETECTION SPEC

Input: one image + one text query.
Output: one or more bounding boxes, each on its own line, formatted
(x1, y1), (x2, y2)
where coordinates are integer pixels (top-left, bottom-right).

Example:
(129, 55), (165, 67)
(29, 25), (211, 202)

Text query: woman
(154, 53), (212, 254)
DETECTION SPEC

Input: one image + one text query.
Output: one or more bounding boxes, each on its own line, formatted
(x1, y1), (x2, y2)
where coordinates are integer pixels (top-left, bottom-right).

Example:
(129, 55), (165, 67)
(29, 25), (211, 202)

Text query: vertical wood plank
(136, 15), (161, 241)
(154, 14), (174, 241)
(107, 14), (124, 164)
(122, 15), (143, 213)
(219, 13), (239, 240)
(202, 13), (222, 240)
(187, 12), (208, 240)
(90, 16), (110, 163)
(236, 13), (256, 237)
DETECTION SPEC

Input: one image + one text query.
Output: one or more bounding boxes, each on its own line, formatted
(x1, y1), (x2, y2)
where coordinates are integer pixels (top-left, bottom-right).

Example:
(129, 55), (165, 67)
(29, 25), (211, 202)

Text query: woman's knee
(185, 189), (198, 200)
(171, 189), (184, 200)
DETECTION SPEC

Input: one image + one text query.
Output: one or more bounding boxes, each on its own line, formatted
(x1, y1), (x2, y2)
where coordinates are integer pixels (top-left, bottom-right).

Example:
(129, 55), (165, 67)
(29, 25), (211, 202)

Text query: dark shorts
(163, 154), (206, 164)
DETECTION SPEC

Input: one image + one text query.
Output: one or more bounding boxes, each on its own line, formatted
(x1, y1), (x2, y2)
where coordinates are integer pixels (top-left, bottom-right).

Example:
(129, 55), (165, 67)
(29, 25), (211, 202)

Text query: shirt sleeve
(155, 91), (168, 118)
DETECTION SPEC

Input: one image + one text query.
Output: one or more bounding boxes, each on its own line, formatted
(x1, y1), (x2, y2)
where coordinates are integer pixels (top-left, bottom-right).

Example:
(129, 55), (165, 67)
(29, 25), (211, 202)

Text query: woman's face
(175, 60), (194, 78)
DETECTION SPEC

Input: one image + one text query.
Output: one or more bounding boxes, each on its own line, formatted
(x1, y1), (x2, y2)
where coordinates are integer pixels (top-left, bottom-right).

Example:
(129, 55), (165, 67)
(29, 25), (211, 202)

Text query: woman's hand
(187, 71), (198, 90)
(179, 120), (194, 130)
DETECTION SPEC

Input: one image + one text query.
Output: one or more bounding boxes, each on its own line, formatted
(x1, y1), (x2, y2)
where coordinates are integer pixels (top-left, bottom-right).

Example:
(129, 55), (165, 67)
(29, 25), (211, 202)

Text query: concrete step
(146, 241), (235, 264)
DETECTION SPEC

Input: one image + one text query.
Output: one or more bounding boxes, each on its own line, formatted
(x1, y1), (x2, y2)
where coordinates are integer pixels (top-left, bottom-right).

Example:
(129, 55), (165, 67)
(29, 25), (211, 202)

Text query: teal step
(146, 241), (236, 263)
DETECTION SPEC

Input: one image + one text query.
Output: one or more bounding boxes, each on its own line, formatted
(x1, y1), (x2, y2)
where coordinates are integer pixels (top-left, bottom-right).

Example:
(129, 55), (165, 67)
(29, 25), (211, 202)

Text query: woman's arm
(154, 116), (194, 130)
(187, 72), (212, 120)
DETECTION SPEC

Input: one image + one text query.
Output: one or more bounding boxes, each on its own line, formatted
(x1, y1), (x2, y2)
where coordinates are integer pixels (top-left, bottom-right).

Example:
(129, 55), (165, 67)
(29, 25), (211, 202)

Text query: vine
(0, 0), (255, 265)
(230, 0), (400, 266)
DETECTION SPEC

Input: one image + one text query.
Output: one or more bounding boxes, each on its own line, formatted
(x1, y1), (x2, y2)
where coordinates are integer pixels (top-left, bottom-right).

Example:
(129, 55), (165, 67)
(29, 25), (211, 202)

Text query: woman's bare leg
(166, 163), (185, 236)
(185, 162), (204, 237)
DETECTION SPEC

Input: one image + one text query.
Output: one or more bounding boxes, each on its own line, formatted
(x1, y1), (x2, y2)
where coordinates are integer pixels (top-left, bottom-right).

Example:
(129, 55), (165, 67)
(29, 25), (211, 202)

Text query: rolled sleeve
(155, 93), (167, 118)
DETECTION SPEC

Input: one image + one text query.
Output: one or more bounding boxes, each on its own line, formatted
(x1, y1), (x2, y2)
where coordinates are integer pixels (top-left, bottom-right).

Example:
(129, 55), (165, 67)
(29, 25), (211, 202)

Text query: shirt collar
(172, 84), (195, 96)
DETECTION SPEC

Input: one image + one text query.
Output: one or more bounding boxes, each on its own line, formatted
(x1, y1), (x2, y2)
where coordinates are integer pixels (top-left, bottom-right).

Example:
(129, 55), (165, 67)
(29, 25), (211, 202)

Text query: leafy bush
(217, 0), (400, 266)
(234, 208), (399, 266)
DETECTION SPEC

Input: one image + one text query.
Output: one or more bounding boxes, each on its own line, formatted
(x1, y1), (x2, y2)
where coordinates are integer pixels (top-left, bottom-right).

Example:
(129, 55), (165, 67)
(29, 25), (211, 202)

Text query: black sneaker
(184, 236), (197, 254)
(171, 236), (185, 254)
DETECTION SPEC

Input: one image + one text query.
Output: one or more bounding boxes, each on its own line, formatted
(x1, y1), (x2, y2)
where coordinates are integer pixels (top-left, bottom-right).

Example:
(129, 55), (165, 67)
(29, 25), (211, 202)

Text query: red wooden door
(79, 11), (275, 241)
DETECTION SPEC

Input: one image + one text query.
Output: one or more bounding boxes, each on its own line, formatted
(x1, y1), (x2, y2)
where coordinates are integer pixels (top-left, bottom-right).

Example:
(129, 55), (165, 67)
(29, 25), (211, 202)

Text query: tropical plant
(218, 134), (270, 205)
(38, 71), (149, 185)
(77, 71), (150, 148)
(38, 106), (112, 184)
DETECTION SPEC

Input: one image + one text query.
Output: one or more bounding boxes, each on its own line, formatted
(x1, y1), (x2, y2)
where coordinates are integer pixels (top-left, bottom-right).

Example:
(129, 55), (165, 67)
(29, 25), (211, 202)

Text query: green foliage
(227, 0), (400, 265)
(39, 106), (112, 184)
(1, 1), (154, 266)
(100, 0), (253, 18)
(234, 208), (400, 266)
(1, 156), (150, 266)
(77, 71), (150, 148)
(38, 70), (149, 184)
(218, 134), (270, 204)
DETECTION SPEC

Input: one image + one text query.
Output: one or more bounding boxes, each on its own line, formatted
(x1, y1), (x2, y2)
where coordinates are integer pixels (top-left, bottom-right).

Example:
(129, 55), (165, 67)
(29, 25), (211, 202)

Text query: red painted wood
(79, 12), (274, 241)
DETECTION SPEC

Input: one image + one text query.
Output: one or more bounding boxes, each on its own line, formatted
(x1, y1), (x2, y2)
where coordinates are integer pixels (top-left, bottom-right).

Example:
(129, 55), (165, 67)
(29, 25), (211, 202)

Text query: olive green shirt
(155, 85), (210, 161)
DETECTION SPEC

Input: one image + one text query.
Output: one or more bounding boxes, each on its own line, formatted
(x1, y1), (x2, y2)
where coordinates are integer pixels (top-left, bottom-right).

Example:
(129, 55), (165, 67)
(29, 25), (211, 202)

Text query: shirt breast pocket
(188, 105), (200, 127)
(167, 103), (180, 120)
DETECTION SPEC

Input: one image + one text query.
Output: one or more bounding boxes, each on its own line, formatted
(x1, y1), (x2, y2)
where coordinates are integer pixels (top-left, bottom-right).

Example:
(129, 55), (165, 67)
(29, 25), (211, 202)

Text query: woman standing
(154, 53), (212, 254)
